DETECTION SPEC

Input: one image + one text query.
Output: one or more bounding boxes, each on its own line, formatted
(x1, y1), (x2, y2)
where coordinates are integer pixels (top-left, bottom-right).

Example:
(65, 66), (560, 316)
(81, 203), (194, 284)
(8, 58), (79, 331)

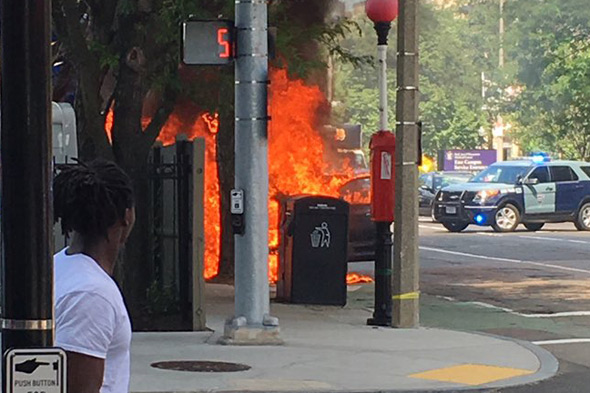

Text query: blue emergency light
(531, 152), (550, 163)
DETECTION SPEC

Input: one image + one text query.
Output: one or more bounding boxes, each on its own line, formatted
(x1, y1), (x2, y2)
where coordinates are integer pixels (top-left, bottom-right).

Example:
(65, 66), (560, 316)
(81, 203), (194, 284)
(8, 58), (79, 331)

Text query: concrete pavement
(129, 284), (557, 393)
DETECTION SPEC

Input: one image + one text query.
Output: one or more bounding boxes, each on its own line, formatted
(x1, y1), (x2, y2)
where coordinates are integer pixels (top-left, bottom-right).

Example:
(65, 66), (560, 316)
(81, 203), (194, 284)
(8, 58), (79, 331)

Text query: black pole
(367, 222), (392, 326)
(374, 21), (391, 46)
(1, 0), (53, 356)
(367, 20), (394, 328)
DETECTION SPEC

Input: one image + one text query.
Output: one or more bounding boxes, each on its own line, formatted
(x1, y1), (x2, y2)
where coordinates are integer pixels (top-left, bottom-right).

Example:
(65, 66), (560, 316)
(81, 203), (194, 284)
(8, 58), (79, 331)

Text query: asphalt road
(349, 220), (590, 392)
(419, 221), (590, 314)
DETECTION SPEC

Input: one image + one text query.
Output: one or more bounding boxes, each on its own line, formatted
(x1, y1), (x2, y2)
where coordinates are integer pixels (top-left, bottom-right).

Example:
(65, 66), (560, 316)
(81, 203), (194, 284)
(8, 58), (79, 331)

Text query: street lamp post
(365, 0), (398, 327)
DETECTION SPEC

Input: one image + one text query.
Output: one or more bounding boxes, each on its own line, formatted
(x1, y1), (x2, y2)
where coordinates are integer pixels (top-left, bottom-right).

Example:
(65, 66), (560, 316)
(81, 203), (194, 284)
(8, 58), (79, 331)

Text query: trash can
(277, 195), (350, 306)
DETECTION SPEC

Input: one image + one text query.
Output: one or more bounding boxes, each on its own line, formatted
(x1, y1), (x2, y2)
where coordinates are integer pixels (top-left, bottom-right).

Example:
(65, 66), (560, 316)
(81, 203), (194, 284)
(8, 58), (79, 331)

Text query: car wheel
(442, 222), (469, 233)
(523, 223), (544, 232)
(430, 206), (437, 223)
(574, 202), (590, 231)
(492, 204), (520, 233)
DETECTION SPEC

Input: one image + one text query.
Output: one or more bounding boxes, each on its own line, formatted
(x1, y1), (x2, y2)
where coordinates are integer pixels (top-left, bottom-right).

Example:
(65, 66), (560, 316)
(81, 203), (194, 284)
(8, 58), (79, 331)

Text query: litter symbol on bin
(311, 222), (331, 249)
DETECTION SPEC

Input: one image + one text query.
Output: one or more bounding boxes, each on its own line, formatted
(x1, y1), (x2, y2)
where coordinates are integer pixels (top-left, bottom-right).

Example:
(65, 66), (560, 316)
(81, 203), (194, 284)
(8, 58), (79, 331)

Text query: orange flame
(105, 110), (113, 143)
(156, 110), (220, 279)
(105, 68), (356, 283)
(267, 69), (354, 281)
(346, 272), (374, 285)
(202, 113), (220, 135)
(105, 106), (221, 279)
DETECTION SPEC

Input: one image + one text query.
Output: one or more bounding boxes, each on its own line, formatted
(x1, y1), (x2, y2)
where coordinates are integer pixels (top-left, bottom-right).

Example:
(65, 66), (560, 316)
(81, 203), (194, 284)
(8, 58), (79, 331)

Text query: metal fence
(150, 138), (206, 331)
(52, 139), (206, 331)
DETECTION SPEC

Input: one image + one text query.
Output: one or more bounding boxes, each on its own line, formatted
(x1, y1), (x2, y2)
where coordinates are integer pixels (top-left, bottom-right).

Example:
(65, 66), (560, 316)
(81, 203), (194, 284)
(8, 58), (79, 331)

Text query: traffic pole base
(367, 315), (392, 327)
(219, 316), (284, 346)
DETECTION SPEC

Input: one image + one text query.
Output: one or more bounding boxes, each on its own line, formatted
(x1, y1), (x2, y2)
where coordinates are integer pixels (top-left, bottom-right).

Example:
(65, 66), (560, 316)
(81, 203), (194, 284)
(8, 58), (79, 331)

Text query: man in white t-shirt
(53, 160), (135, 393)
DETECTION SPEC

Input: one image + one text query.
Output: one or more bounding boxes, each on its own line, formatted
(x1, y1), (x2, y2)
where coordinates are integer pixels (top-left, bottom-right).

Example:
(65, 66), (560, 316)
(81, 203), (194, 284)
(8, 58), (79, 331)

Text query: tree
(53, 0), (363, 326)
(53, 0), (230, 324)
(334, 1), (493, 156)
(511, 38), (590, 160)
(504, 0), (590, 159)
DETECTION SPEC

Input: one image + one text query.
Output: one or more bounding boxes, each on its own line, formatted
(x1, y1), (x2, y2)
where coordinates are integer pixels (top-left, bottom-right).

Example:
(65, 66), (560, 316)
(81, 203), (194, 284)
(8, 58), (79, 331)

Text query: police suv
(433, 159), (590, 232)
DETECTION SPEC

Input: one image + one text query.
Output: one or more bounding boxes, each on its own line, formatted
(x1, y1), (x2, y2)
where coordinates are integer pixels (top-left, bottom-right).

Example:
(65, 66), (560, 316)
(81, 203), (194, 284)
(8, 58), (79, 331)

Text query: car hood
(442, 182), (515, 193)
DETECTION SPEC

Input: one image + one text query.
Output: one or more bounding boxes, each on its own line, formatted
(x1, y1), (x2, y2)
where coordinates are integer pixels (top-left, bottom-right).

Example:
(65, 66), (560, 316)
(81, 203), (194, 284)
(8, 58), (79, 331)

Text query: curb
(130, 334), (559, 393)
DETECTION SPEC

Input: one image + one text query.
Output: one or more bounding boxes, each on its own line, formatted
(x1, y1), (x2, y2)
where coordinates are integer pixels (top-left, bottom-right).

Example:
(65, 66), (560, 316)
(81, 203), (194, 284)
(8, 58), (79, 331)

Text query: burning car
(338, 175), (376, 262)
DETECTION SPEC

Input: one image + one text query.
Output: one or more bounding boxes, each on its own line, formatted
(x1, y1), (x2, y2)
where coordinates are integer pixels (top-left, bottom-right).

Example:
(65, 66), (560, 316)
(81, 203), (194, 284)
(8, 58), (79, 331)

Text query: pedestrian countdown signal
(182, 20), (234, 65)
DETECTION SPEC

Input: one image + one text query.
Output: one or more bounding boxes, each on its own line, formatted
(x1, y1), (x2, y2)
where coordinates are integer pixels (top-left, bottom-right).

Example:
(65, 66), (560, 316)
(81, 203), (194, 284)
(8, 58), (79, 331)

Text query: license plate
(445, 206), (457, 214)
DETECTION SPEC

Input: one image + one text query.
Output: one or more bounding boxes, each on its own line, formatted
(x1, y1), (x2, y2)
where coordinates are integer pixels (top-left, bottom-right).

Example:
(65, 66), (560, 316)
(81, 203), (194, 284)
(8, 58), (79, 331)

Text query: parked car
(418, 172), (472, 216)
(338, 171), (469, 261)
(338, 175), (375, 262)
(433, 159), (590, 232)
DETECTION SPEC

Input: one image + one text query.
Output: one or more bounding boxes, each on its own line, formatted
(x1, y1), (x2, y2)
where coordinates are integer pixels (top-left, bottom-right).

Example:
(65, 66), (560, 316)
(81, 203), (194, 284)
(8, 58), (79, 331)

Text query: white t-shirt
(54, 248), (132, 393)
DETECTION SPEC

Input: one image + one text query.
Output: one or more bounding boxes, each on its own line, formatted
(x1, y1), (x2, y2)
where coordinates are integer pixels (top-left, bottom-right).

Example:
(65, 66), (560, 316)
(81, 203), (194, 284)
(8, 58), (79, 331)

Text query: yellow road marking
(409, 364), (534, 386)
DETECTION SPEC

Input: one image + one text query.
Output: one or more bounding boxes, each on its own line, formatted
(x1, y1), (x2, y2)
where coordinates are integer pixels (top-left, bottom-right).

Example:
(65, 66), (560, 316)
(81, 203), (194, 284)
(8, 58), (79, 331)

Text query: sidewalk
(129, 284), (558, 393)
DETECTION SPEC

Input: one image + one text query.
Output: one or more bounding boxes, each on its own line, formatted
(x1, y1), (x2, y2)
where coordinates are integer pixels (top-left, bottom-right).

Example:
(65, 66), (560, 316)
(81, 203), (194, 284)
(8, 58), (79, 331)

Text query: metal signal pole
(393, 0), (420, 328)
(222, 0), (281, 345)
(367, 21), (394, 327)
(365, 0), (398, 329)
(1, 0), (53, 353)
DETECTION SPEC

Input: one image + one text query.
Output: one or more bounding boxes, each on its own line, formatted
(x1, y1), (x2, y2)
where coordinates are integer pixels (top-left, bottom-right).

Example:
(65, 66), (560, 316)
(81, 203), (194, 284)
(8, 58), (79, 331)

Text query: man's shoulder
(56, 284), (127, 319)
(54, 252), (124, 312)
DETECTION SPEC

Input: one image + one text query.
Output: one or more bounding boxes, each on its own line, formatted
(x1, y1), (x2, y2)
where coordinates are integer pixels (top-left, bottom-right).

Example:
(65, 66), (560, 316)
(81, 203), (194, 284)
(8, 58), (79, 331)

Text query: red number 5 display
(182, 20), (234, 66)
(217, 28), (231, 59)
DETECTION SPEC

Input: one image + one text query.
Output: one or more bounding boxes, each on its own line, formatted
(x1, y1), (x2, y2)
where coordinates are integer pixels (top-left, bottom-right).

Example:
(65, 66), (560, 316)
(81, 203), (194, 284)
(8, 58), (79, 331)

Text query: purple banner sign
(443, 150), (497, 172)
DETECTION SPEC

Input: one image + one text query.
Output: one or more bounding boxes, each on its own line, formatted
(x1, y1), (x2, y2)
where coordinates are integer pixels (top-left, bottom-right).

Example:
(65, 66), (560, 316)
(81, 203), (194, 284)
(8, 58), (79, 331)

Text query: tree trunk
(74, 93), (112, 161)
(111, 60), (154, 328)
(121, 166), (154, 327)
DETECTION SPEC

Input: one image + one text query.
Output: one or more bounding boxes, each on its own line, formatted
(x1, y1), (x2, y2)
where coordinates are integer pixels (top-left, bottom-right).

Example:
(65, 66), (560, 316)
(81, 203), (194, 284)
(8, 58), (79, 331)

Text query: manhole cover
(151, 360), (251, 373)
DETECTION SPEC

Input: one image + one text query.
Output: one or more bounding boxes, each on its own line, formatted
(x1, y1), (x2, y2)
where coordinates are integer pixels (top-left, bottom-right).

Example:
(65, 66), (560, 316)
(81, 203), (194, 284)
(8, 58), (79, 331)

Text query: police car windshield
(471, 165), (530, 184)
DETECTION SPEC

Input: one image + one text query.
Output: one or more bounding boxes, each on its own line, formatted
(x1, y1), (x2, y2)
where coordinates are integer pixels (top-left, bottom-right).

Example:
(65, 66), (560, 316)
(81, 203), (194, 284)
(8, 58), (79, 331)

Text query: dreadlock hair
(53, 159), (135, 240)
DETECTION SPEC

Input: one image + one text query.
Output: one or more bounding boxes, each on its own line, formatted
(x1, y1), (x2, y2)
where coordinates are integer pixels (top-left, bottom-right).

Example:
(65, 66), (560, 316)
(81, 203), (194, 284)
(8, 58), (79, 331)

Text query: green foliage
(419, 3), (490, 154)
(334, 0), (590, 161)
(88, 41), (119, 69)
(319, 19), (374, 68)
(333, 16), (394, 143)
(512, 37), (590, 160)
(334, 2), (491, 155)
(270, 3), (371, 79)
(506, 0), (590, 160)
(118, 0), (137, 16)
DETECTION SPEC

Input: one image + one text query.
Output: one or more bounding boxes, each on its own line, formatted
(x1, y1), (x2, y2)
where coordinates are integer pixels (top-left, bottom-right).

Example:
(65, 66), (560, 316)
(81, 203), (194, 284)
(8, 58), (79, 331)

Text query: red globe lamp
(366, 0), (399, 24)
(366, 0), (399, 45)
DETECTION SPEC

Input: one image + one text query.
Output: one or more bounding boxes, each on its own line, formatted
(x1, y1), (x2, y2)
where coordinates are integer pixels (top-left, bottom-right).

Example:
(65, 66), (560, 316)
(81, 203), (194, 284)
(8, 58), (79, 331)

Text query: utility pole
(495, 0), (505, 161)
(222, 0), (281, 345)
(393, 0), (420, 328)
(1, 0), (53, 353)
(499, 0), (505, 69)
